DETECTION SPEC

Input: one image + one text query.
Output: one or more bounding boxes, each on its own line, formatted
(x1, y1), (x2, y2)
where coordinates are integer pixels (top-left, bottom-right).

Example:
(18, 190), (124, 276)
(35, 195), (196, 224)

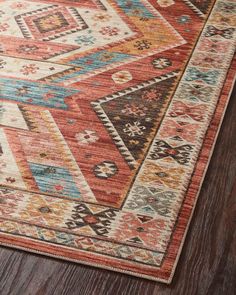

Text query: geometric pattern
(0, 0), (235, 284)
(183, 0), (213, 17)
(29, 162), (82, 198)
(148, 140), (193, 165)
(15, 6), (88, 41)
(65, 203), (118, 236)
(92, 72), (179, 168)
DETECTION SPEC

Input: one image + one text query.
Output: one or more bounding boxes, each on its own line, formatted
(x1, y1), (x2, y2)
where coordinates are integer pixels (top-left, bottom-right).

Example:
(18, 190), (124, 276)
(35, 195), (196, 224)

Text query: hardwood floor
(0, 86), (235, 295)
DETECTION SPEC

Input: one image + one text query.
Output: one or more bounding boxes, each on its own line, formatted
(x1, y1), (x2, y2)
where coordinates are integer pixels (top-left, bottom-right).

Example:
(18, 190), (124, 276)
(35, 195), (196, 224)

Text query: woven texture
(0, 0), (235, 283)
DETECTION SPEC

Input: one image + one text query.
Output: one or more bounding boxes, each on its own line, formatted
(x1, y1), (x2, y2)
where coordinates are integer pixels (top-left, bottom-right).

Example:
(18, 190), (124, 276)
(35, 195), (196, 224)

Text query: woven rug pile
(0, 0), (235, 283)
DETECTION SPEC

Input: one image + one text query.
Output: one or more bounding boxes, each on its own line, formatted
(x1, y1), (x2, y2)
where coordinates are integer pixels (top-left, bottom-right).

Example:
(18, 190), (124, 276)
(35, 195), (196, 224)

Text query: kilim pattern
(0, 0), (235, 283)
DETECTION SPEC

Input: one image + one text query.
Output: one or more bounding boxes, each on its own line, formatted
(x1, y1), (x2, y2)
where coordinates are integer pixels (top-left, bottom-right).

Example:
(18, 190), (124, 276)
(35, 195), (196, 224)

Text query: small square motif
(33, 12), (70, 34)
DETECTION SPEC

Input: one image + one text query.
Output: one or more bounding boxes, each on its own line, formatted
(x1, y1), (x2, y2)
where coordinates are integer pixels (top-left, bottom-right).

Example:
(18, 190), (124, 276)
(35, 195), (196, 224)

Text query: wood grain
(0, 86), (235, 295)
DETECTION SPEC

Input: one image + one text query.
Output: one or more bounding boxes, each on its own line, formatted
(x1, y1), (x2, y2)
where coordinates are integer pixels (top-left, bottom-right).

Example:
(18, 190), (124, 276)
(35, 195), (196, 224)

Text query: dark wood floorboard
(0, 85), (235, 295)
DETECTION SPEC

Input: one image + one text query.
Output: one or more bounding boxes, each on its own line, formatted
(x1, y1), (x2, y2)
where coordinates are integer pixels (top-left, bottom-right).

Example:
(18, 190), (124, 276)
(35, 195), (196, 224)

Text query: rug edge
(168, 64), (236, 285)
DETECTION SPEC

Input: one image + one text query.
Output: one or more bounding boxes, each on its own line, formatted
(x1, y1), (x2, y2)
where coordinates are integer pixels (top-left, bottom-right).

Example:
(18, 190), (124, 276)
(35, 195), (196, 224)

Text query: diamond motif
(33, 12), (70, 33)
(15, 6), (88, 41)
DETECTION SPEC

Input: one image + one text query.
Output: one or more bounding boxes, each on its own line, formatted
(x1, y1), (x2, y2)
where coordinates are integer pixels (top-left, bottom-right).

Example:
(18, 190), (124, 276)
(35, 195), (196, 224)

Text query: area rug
(0, 0), (235, 284)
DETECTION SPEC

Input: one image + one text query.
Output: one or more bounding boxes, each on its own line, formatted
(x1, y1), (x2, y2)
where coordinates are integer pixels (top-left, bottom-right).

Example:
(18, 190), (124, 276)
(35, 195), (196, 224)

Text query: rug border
(168, 62), (236, 284)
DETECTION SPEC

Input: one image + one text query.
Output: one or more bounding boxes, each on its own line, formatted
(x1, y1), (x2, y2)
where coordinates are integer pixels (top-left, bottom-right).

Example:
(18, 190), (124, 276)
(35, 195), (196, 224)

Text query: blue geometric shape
(0, 77), (79, 109)
(52, 51), (133, 83)
(116, 0), (156, 18)
(184, 67), (221, 85)
(29, 162), (81, 198)
(69, 50), (132, 67)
